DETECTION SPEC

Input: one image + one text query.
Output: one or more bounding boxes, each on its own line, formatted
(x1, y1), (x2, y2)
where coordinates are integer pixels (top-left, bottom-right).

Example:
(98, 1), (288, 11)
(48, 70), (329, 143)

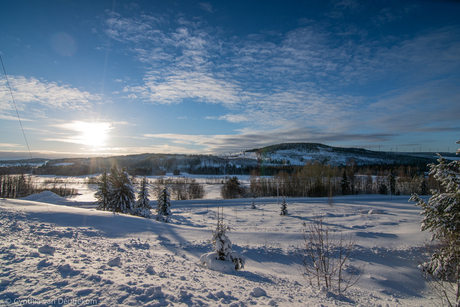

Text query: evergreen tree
(341, 170), (350, 195)
(420, 176), (429, 195)
(388, 172), (396, 195)
(134, 176), (151, 218)
(221, 176), (244, 199)
(156, 186), (171, 222)
(410, 140), (460, 307)
(95, 169), (110, 210)
(107, 166), (135, 213)
(210, 207), (244, 270)
(280, 198), (288, 215)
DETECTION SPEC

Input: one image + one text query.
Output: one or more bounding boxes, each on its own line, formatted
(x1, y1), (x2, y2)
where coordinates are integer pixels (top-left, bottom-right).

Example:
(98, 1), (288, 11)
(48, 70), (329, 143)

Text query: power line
(0, 55), (33, 159)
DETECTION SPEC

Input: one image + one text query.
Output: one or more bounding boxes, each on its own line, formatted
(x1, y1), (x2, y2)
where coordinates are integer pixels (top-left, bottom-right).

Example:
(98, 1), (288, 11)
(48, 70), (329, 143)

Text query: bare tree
(297, 215), (364, 294)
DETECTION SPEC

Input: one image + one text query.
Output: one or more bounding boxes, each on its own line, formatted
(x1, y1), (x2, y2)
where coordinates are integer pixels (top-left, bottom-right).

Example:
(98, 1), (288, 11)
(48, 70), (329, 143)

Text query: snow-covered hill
(0, 191), (435, 306)
(1, 143), (438, 177)
(233, 143), (435, 167)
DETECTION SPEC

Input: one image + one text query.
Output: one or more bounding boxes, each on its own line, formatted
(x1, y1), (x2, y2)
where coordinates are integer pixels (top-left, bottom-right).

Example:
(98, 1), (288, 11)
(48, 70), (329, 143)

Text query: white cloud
(124, 71), (242, 105)
(0, 114), (33, 121)
(0, 76), (105, 112)
(102, 12), (460, 148)
(0, 143), (23, 148)
(199, 3), (213, 13)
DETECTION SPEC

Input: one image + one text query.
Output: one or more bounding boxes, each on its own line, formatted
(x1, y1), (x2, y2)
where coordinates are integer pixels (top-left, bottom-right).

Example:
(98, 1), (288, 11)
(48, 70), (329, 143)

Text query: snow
(200, 252), (236, 274)
(22, 191), (68, 205)
(0, 177), (436, 306)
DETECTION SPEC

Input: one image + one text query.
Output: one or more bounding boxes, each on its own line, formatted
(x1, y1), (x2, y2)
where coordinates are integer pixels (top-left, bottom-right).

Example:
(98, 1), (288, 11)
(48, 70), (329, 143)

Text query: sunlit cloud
(0, 114), (33, 121)
(45, 121), (114, 147)
(0, 143), (23, 148)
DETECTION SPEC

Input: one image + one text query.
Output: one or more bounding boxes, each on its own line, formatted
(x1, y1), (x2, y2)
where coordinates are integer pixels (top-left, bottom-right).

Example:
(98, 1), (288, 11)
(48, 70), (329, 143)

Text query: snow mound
(21, 191), (67, 205)
(368, 209), (384, 214)
(200, 252), (237, 274)
(250, 287), (267, 297)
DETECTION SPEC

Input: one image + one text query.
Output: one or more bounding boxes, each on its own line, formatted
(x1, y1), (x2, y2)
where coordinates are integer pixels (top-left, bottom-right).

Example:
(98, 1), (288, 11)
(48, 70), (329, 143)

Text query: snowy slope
(236, 143), (431, 166)
(0, 191), (435, 306)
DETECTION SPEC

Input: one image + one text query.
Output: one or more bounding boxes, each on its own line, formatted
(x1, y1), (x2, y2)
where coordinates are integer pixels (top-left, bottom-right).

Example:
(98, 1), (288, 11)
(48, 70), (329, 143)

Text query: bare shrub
(297, 215), (364, 294)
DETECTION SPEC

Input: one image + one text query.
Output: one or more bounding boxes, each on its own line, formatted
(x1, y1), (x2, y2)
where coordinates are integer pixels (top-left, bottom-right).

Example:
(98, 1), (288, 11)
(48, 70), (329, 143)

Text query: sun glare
(73, 122), (111, 147)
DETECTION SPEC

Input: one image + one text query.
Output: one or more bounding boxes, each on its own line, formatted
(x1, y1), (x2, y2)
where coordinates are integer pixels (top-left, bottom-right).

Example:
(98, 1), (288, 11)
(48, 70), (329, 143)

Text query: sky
(1, 0), (460, 160)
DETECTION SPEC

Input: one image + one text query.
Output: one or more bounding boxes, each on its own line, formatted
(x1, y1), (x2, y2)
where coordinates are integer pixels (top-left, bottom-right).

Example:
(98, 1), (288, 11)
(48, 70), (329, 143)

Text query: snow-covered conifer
(212, 208), (233, 261)
(107, 166), (135, 214)
(200, 208), (244, 272)
(134, 176), (151, 218)
(156, 187), (171, 222)
(95, 169), (110, 210)
(410, 140), (460, 306)
(280, 198), (288, 215)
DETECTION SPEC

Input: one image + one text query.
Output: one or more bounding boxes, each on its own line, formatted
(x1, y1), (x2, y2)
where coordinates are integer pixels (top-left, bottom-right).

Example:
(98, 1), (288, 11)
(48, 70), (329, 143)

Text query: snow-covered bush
(201, 208), (245, 272)
(133, 176), (151, 218)
(410, 140), (460, 307)
(156, 187), (171, 222)
(280, 198), (288, 215)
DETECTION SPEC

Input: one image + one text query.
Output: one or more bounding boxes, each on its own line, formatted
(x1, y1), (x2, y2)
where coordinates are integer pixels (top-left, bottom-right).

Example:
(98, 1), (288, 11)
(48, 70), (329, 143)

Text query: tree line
(220, 160), (434, 199)
(0, 173), (77, 199)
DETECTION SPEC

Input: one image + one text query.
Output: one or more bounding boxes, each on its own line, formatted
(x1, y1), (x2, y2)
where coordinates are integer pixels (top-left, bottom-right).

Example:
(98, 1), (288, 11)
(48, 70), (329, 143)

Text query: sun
(73, 122), (112, 147)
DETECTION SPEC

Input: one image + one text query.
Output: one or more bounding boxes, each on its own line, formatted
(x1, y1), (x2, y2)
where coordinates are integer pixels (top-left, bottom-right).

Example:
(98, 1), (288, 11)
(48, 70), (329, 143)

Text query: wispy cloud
(0, 114), (33, 121)
(199, 3), (213, 13)
(0, 76), (106, 113)
(0, 143), (23, 148)
(101, 10), (460, 151)
(123, 71), (242, 105)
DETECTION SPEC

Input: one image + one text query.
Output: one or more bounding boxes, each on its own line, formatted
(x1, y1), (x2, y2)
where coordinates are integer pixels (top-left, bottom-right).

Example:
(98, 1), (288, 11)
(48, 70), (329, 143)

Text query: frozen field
(0, 176), (434, 306)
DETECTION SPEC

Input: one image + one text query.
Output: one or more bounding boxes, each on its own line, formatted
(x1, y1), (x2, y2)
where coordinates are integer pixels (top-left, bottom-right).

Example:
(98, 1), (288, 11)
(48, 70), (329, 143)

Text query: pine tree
(210, 208), (244, 270)
(212, 208), (233, 261)
(410, 140), (460, 307)
(388, 172), (396, 196)
(107, 166), (135, 214)
(221, 176), (243, 199)
(95, 169), (110, 210)
(341, 170), (350, 195)
(134, 176), (151, 218)
(280, 198), (288, 215)
(156, 186), (171, 222)
(420, 176), (429, 195)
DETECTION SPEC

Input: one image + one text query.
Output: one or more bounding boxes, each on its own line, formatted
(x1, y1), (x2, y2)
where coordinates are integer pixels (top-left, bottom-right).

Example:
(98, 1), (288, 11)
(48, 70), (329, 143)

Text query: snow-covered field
(0, 176), (435, 306)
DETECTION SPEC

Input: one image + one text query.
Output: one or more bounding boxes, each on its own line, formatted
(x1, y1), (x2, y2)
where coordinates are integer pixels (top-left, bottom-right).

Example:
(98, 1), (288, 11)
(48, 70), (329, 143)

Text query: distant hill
(0, 143), (439, 176)
(239, 142), (438, 166)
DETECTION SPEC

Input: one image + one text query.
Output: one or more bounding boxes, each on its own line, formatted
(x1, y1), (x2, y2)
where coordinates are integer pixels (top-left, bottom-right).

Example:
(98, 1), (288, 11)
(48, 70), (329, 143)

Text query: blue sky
(1, 0), (459, 159)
